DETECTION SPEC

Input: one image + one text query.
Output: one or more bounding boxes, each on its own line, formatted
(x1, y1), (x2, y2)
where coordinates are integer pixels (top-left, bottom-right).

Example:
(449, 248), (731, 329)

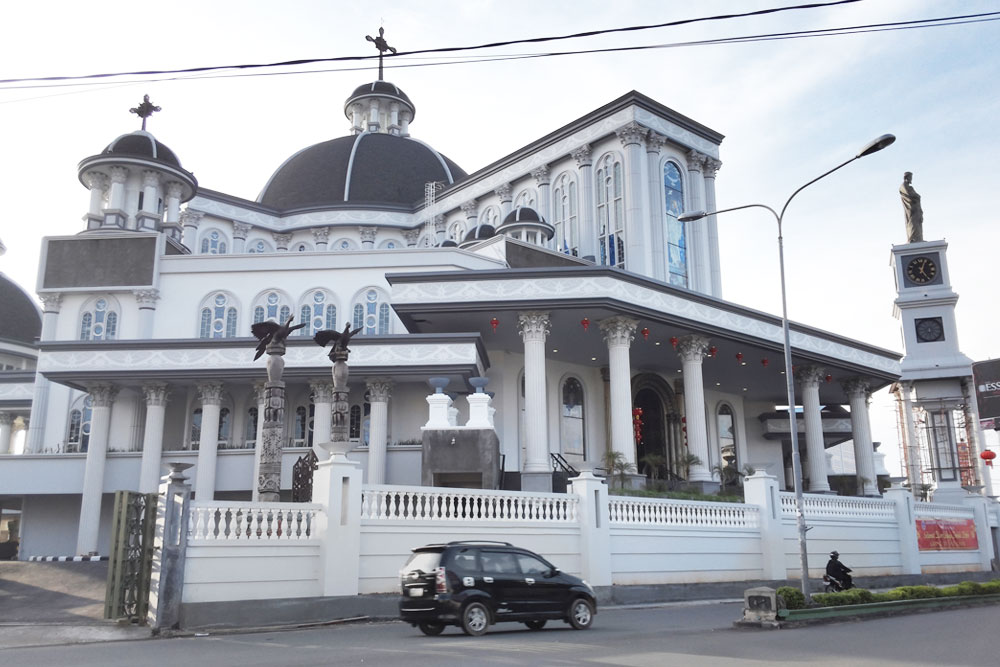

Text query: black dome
(0, 274), (41, 346)
(259, 133), (467, 210)
(501, 207), (544, 225)
(345, 81), (414, 120)
(440, 239), (458, 248)
(101, 131), (182, 168)
(462, 224), (497, 243)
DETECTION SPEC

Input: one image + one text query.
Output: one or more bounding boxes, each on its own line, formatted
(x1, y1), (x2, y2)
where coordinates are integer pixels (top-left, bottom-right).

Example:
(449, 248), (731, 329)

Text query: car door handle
(483, 576), (494, 583)
(525, 578), (535, 585)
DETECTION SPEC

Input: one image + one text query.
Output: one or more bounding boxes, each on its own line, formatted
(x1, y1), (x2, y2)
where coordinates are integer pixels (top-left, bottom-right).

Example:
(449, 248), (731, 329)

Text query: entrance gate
(104, 490), (157, 623)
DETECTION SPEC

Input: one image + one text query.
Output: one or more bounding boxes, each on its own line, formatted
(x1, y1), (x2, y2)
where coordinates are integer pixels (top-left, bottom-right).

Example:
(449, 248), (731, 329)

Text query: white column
(686, 151), (709, 293)
(194, 382), (224, 501)
(843, 377), (880, 496)
(677, 335), (712, 482)
(311, 381), (333, 457)
(885, 483), (921, 574)
(496, 184), (513, 220)
(76, 383), (118, 556)
(616, 122), (649, 276)
(359, 227), (377, 250)
(532, 166), (551, 243)
(646, 134), (666, 281)
(572, 145), (596, 262)
(897, 382), (923, 488)
(569, 472), (612, 586)
(180, 209), (202, 250)
(164, 182), (183, 224)
(84, 171), (108, 216)
(312, 226), (330, 251)
(108, 167), (128, 211)
(461, 201), (478, 238)
(138, 383), (169, 493)
(0, 413), (12, 455)
(26, 293), (61, 453)
(519, 312), (551, 477)
(133, 288), (159, 339)
(251, 382), (266, 502)
(233, 222), (251, 254)
(433, 216), (446, 245)
(273, 233), (291, 252)
(743, 471), (786, 578)
(798, 366), (831, 493)
(600, 316), (639, 467)
(703, 158), (723, 298)
(366, 379), (392, 485)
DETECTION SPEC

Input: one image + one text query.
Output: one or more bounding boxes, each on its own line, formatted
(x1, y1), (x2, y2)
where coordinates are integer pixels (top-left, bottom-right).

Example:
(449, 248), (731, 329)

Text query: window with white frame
(190, 405), (231, 450)
(294, 242), (312, 252)
(716, 403), (737, 472)
(552, 172), (579, 256)
(480, 205), (500, 230)
(560, 377), (586, 458)
(513, 189), (537, 213)
(79, 297), (119, 341)
(298, 289), (337, 337)
(352, 288), (390, 335)
(596, 153), (625, 268)
(247, 239), (273, 254)
(198, 292), (238, 338)
(244, 406), (258, 447)
(66, 395), (93, 452)
(252, 290), (292, 325)
(664, 161), (687, 287)
(200, 229), (229, 255)
(449, 220), (467, 242)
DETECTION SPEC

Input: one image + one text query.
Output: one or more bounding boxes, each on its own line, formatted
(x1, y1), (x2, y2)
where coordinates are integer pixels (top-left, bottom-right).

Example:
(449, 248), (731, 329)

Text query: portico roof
(388, 266), (902, 406)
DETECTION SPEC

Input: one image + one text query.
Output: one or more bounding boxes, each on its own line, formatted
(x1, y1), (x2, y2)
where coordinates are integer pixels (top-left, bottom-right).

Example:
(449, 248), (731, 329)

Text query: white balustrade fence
(914, 501), (974, 519)
(780, 492), (897, 521)
(609, 495), (759, 528)
(188, 501), (321, 542)
(361, 485), (579, 522)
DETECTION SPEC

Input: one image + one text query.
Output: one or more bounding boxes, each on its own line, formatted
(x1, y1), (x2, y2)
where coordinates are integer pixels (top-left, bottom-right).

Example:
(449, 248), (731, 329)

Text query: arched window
(349, 405), (361, 440)
(552, 173), (579, 256)
(294, 242), (312, 252)
(353, 288), (390, 335)
(378, 239), (400, 250)
(198, 292), (238, 339)
(333, 238), (358, 252)
(294, 406), (309, 446)
(664, 162), (687, 287)
(190, 406), (232, 449)
(245, 406), (258, 448)
(299, 289), (337, 337)
(67, 395), (93, 452)
(717, 403), (738, 472)
(560, 377), (586, 458)
(596, 154), (625, 268)
(79, 297), (119, 341)
(514, 189), (537, 212)
(247, 239), (272, 254)
(251, 290), (292, 325)
(480, 206), (500, 230)
(449, 220), (467, 242)
(200, 230), (229, 255)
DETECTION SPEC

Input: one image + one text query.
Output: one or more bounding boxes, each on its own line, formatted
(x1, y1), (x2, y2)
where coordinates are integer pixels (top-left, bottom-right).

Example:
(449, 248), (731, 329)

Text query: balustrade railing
(914, 501), (974, 519)
(189, 501), (320, 541)
(608, 495), (759, 528)
(361, 485), (579, 522)
(779, 492), (896, 520)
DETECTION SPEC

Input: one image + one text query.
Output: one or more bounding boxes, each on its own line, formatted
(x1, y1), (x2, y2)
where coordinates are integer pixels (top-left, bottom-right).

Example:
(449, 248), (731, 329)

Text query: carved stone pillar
(138, 383), (169, 493)
(366, 379), (392, 485)
(686, 151), (710, 293)
(646, 133), (667, 281)
(76, 383), (118, 555)
(703, 158), (723, 297)
(233, 222), (252, 254)
(137, 170), (161, 231)
(495, 184), (513, 220)
(26, 293), (61, 453)
(433, 216), (446, 245)
(461, 201), (478, 238)
(572, 145), (596, 262)
(251, 382), (266, 502)
(600, 316), (639, 468)
(519, 312), (551, 491)
(843, 377), (880, 496)
(677, 335), (712, 483)
(798, 366), (831, 493)
(84, 171), (108, 217)
(180, 209), (202, 250)
(532, 166), (551, 244)
(359, 226), (378, 250)
(312, 226), (330, 251)
(133, 288), (160, 339)
(194, 382), (224, 501)
(616, 122), (650, 276)
(107, 167), (128, 213)
(273, 232), (291, 252)
(310, 381), (334, 456)
(403, 228), (420, 247)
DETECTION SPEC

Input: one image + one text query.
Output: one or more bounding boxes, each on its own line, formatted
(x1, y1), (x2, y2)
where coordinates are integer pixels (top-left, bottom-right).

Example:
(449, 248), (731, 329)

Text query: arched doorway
(631, 374), (680, 481)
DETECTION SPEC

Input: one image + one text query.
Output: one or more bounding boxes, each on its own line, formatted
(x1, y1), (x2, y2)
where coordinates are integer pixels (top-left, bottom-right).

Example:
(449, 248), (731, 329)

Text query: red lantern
(981, 450), (996, 467)
(641, 327), (650, 340)
(490, 317), (499, 333)
(708, 346), (717, 358)
(632, 407), (644, 444)
(761, 357), (769, 368)
(670, 336), (679, 349)
(825, 374), (833, 383)
(581, 317), (590, 332)
(735, 352), (744, 364)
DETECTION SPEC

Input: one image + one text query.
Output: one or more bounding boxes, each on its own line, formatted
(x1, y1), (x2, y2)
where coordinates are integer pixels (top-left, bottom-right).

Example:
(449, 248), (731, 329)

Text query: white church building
(0, 74), (904, 560)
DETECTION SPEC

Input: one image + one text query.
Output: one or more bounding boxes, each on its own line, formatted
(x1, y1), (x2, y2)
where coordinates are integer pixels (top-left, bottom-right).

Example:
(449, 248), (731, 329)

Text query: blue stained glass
(267, 293), (278, 305)
(313, 291), (324, 304)
(325, 305), (336, 329)
(599, 239), (607, 265)
(668, 273), (687, 287)
(608, 233), (616, 265)
(226, 308), (237, 337)
(95, 310), (105, 324)
(215, 294), (226, 307)
(200, 309), (212, 338)
(267, 304), (277, 318)
(254, 306), (265, 323)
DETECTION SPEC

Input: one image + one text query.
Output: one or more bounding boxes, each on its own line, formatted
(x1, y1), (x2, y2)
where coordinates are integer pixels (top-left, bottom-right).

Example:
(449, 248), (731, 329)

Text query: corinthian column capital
(676, 335), (711, 363)
(367, 378), (393, 402)
(797, 365), (826, 388)
(518, 311), (551, 343)
(600, 316), (639, 347)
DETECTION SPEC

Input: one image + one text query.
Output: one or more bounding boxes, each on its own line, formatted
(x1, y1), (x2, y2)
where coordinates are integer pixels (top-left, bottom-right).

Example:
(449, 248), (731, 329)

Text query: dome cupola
(497, 207), (554, 247)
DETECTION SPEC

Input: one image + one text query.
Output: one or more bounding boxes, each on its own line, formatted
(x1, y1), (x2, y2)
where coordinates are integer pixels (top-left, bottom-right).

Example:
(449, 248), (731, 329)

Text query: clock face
(905, 256), (938, 284)
(915, 317), (944, 343)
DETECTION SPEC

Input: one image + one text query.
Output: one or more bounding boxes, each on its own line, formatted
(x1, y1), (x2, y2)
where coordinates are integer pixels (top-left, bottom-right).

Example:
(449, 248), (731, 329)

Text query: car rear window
(444, 548), (479, 573)
(402, 551), (442, 574)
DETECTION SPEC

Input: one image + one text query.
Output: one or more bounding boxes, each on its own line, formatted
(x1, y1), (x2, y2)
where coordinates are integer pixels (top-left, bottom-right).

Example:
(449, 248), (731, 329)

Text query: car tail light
(435, 566), (448, 594)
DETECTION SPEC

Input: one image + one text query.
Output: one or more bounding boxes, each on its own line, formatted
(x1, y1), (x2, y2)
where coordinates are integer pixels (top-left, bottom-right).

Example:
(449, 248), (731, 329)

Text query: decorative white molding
(86, 383), (118, 407)
(676, 334), (710, 362)
(198, 381), (224, 406)
(142, 382), (169, 406)
(616, 121), (648, 147)
(38, 292), (63, 313)
(518, 311), (551, 343)
(132, 289), (160, 307)
(366, 378), (393, 402)
(571, 145), (593, 167)
(599, 316), (638, 347)
(311, 227), (330, 244)
(232, 221), (252, 239)
(0, 383), (33, 401)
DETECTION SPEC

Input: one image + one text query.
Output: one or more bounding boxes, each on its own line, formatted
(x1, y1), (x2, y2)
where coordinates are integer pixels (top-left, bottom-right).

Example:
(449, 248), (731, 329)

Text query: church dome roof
(497, 207), (555, 240)
(258, 133), (467, 210)
(0, 273), (41, 346)
(345, 81), (415, 121)
(100, 130), (183, 169)
(461, 224), (497, 244)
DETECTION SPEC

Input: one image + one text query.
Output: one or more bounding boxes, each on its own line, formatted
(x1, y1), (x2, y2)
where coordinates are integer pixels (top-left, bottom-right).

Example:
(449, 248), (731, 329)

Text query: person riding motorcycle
(825, 550), (853, 591)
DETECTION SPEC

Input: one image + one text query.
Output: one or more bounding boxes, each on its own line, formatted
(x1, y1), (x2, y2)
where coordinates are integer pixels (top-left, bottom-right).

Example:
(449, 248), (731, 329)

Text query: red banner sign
(916, 517), (979, 551)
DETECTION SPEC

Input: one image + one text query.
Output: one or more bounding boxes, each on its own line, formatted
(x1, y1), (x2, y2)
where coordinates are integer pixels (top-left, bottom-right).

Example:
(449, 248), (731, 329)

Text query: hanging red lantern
(580, 317), (590, 331)
(761, 357), (769, 368)
(981, 450), (996, 467)
(641, 327), (650, 340)
(670, 336), (679, 349)
(708, 346), (717, 358)
(825, 374), (833, 383)
(490, 317), (499, 333)
(735, 352), (744, 364)
(632, 407), (644, 444)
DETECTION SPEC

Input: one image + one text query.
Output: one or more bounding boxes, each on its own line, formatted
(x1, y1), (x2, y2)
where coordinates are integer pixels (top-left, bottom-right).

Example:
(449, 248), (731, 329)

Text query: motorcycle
(822, 574), (854, 592)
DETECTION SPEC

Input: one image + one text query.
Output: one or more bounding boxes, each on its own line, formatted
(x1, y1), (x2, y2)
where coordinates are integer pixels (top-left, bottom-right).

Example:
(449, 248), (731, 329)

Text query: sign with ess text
(916, 517), (978, 551)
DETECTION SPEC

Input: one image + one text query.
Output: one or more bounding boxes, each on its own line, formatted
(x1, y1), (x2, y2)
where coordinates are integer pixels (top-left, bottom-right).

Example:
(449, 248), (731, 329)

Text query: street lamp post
(679, 134), (895, 597)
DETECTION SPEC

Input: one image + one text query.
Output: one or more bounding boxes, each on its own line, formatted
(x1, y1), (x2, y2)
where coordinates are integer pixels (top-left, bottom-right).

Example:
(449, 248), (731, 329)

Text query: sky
(1, 0), (997, 479)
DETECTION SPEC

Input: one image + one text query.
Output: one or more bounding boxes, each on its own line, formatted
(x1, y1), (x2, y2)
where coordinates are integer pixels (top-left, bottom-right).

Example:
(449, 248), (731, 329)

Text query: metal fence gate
(104, 490), (157, 623)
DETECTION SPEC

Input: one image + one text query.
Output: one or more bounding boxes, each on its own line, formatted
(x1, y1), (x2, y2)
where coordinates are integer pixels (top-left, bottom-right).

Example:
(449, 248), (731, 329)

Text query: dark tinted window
(480, 550), (519, 575)
(446, 548), (479, 573)
(403, 551), (441, 574)
(516, 553), (550, 575)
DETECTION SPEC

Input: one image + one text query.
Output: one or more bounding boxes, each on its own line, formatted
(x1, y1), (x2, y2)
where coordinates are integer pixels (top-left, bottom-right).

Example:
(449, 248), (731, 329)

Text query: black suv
(399, 541), (597, 636)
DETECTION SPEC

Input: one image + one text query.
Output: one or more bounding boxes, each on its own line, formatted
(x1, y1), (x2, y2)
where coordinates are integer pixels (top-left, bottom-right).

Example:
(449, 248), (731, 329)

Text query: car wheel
(461, 601), (490, 636)
(567, 598), (594, 630)
(418, 622), (445, 636)
(524, 619), (547, 630)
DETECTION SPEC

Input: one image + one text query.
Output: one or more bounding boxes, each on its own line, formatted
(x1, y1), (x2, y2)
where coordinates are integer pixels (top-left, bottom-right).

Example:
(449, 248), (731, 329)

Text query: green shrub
(893, 585), (942, 599)
(980, 580), (1000, 594)
(777, 586), (806, 610)
(812, 589), (874, 607)
(810, 581), (1000, 608)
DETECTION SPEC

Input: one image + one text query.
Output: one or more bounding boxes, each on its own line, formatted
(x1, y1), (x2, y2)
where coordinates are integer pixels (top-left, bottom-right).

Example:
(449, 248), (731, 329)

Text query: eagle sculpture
(250, 316), (307, 360)
(314, 322), (364, 356)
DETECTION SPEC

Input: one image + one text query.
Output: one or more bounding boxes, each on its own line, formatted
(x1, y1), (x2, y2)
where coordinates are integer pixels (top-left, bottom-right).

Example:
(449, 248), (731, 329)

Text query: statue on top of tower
(900, 171), (924, 244)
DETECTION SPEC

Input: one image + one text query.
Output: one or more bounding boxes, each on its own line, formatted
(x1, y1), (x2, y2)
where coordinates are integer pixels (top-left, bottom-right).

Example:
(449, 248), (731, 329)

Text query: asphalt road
(3, 601), (997, 666)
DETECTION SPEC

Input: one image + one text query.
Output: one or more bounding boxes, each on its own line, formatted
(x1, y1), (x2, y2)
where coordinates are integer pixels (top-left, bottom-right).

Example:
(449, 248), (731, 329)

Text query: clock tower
(890, 173), (985, 502)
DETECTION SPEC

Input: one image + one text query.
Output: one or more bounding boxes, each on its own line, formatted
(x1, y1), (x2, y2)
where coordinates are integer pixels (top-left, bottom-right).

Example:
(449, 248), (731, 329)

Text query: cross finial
(365, 27), (397, 80)
(129, 94), (161, 131)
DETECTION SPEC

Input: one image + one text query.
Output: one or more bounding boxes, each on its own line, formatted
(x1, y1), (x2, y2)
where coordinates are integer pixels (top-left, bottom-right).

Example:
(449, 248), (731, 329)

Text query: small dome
(500, 207), (544, 225)
(101, 131), (183, 169)
(0, 274), (41, 346)
(440, 239), (458, 248)
(259, 133), (467, 210)
(461, 224), (497, 244)
(345, 81), (415, 122)
(497, 207), (555, 241)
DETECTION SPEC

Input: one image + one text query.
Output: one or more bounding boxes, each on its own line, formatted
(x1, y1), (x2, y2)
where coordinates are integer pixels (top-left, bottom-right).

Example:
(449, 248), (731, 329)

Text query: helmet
(830, 551), (839, 558)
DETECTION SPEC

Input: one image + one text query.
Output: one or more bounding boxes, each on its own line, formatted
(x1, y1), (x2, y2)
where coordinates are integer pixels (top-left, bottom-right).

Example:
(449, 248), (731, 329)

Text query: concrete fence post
(569, 472), (611, 586)
(963, 494), (995, 571)
(884, 483), (921, 575)
(743, 471), (785, 580)
(315, 450), (363, 596)
(148, 462), (193, 632)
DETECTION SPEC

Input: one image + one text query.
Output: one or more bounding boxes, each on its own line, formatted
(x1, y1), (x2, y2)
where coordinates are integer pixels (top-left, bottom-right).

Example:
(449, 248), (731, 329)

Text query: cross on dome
(365, 27), (397, 80)
(129, 94), (161, 131)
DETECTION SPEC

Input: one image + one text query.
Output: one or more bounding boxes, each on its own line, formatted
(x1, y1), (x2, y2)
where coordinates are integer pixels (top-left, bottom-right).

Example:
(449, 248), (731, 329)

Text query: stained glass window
(80, 298), (118, 341)
(553, 173), (579, 256)
(201, 230), (228, 255)
(560, 378), (585, 457)
(664, 162), (687, 287)
(596, 155), (625, 268)
(200, 293), (238, 338)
